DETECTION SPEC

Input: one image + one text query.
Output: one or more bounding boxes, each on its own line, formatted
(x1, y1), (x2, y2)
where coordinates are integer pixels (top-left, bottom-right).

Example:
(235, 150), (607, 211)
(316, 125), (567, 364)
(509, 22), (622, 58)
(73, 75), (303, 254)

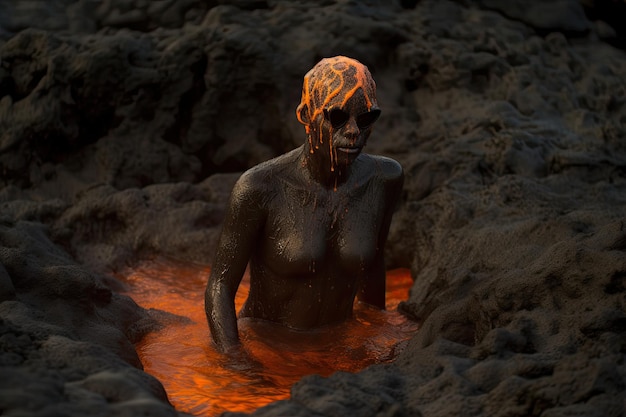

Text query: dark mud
(1, 1), (625, 416)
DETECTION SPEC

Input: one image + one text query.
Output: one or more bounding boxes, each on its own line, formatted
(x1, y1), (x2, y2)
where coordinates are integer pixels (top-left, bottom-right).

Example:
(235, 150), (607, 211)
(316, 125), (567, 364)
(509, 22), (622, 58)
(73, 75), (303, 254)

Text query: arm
(357, 158), (404, 308)
(205, 172), (266, 353)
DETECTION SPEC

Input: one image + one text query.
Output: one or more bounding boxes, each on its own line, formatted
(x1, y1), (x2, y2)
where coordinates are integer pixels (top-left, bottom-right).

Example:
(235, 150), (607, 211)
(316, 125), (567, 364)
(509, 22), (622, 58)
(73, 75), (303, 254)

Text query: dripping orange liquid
(121, 260), (418, 416)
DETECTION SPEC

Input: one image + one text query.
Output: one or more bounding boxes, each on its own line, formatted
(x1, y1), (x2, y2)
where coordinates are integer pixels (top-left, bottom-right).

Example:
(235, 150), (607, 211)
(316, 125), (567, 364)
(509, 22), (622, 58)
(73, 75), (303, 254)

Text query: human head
(296, 56), (380, 167)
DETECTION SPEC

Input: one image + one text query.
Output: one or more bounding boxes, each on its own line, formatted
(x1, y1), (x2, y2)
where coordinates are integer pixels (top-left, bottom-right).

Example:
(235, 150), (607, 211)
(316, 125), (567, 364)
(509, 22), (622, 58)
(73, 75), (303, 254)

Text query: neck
(299, 145), (350, 189)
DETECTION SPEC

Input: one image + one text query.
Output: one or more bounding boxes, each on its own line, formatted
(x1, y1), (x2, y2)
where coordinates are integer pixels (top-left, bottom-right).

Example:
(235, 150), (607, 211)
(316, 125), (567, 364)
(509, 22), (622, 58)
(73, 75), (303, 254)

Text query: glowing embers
(121, 260), (417, 417)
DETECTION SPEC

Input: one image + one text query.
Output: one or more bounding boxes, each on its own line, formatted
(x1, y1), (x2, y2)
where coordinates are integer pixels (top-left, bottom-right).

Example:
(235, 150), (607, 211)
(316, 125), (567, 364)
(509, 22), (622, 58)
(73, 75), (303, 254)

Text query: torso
(239, 148), (400, 328)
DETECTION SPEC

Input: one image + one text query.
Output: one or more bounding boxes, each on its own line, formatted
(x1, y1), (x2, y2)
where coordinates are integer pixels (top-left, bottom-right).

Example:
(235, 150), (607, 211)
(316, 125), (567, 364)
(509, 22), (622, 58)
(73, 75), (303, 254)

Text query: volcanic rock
(1, 1), (625, 416)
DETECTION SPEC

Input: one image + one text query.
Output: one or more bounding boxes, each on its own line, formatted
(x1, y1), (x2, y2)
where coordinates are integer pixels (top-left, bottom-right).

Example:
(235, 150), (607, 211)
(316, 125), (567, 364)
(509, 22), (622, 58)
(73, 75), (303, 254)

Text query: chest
(259, 182), (384, 275)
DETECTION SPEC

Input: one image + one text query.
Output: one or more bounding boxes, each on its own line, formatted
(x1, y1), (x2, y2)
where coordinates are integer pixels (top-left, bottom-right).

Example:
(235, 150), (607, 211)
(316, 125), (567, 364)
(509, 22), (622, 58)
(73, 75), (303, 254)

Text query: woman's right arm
(204, 171), (266, 353)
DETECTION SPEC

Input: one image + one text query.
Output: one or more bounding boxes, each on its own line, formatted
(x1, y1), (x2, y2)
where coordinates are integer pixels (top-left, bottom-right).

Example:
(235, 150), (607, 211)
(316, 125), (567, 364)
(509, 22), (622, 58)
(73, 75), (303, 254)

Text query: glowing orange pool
(121, 259), (418, 416)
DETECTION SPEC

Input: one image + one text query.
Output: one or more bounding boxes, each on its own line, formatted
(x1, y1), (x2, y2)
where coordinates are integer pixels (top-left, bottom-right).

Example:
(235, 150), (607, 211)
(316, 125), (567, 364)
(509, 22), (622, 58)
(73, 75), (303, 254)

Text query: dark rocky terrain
(1, 1), (625, 416)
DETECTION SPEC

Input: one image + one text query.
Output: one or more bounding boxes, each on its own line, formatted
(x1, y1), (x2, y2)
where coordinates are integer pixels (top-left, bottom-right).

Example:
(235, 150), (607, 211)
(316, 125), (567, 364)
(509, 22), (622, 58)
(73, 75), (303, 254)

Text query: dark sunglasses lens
(356, 109), (381, 129)
(327, 109), (349, 129)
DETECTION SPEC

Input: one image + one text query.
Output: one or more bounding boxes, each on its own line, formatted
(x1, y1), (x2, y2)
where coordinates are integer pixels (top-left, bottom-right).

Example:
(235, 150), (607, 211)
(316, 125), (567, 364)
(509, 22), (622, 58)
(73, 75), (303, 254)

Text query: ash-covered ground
(1, 1), (625, 416)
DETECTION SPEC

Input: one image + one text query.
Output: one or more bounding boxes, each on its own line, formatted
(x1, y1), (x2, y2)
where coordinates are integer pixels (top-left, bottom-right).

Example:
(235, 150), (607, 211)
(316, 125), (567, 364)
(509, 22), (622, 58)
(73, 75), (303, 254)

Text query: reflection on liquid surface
(121, 259), (418, 416)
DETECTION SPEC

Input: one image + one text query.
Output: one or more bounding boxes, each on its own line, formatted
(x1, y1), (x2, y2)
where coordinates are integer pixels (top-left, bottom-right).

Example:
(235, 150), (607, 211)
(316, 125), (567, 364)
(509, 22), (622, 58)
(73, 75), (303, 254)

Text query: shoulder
(362, 154), (403, 184)
(231, 149), (299, 203)
(358, 155), (403, 208)
(363, 155), (403, 214)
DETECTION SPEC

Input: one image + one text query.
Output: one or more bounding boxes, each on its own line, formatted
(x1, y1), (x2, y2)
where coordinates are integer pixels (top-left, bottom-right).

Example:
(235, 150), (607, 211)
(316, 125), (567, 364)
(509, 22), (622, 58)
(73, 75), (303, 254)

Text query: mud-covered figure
(205, 56), (404, 354)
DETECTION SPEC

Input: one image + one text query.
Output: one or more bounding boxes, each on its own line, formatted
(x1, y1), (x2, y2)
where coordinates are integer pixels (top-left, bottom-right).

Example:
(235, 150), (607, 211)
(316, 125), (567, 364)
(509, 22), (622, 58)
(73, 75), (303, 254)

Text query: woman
(205, 56), (403, 354)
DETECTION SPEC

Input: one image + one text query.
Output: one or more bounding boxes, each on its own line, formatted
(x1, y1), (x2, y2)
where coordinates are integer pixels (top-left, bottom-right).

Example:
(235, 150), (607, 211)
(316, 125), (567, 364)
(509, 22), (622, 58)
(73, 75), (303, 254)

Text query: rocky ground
(1, 0), (625, 416)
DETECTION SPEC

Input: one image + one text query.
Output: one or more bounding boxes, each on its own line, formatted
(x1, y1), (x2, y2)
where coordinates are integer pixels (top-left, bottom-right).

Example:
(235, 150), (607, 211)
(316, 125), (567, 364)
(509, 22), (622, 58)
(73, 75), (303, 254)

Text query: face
(320, 88), (381, 167)
(296, 56), (381, 170)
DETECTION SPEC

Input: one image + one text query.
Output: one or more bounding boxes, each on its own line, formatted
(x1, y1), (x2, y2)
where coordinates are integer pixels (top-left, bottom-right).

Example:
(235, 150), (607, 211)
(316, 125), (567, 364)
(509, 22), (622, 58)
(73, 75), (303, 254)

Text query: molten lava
(121, 260), (417, 417)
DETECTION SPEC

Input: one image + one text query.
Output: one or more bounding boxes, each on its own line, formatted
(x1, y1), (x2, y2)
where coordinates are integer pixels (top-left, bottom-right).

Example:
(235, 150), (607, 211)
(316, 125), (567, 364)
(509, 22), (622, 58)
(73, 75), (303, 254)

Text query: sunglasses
(323, 108), (381, 130)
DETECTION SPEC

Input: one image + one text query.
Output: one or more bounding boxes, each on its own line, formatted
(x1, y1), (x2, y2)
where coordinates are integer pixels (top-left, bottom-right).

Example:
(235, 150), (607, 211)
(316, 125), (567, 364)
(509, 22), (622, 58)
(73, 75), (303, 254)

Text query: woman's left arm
(357, 158), (404, 308)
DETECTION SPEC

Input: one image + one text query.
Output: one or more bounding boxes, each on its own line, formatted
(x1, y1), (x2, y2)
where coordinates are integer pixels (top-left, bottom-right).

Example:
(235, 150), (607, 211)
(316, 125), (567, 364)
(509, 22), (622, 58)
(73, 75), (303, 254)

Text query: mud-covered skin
(205, 57), (403, 353)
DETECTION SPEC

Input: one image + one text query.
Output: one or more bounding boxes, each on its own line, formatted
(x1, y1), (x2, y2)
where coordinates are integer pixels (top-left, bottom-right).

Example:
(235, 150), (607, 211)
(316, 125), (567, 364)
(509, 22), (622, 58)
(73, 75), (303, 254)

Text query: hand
(220, 343), (264, 374)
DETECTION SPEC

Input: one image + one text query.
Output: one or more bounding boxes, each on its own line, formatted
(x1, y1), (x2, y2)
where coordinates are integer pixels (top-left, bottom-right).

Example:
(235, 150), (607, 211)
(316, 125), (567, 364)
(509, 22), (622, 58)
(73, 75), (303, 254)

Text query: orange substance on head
(296, 56), (378, 170)
(120, 260), (416, 417)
